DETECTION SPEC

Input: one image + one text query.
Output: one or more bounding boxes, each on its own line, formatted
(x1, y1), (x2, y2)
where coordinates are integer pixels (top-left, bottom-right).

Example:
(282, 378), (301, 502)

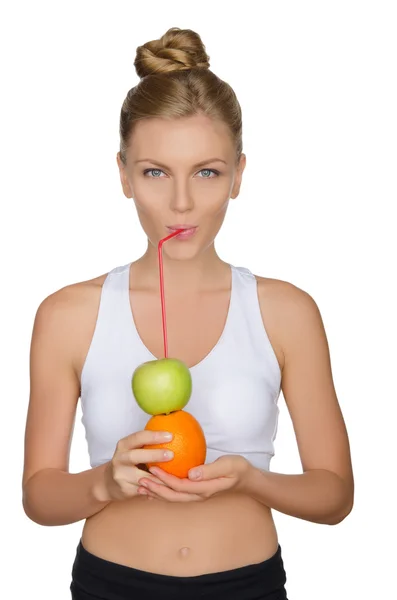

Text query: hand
(137, 455), (252, 503)
(95, 430), (175, 502)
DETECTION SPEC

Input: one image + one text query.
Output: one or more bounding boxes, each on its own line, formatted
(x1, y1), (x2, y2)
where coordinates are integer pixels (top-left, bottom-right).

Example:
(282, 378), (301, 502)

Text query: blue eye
(143, 168), (164, 178)
(198, 169), (219, 178)
(143, 168), (220, 178)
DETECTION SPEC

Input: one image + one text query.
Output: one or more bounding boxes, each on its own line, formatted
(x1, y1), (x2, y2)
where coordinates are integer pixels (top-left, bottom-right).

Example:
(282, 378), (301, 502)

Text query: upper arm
(276, 283), (354, 497)
(23, 288), (81, 489)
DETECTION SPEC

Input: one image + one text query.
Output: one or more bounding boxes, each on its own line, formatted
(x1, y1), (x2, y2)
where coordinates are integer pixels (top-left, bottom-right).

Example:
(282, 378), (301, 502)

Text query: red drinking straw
(158, 229), (185, 358)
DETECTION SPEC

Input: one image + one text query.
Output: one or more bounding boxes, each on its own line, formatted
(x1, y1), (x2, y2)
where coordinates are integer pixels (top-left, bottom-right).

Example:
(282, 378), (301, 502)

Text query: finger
(137, 487), (157, 498)
(146, 469), (204, 492)
(147, 467), (185, 487)
(143, 471), (196, 493)
(134, 467), (168, 486)
(151, 474), (230, 496)
(140, 480), (201, 502)
(138, 479), (206, 502)
(117, 430), (173, 453)
(188, 456), (233, 481)
(119, 448), (174, 467)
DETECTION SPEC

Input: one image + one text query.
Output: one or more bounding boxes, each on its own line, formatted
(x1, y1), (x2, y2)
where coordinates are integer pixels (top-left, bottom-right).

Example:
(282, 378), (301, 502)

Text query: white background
(1, 1), (396, 598)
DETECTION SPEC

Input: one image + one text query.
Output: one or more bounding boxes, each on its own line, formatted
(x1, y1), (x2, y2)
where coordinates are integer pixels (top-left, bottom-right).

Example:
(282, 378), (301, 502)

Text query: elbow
(326, 496), (354, 526)
(325, 472), (354, 525)
(22, 503), (60, 527)
(22, 494), (49, 527)
(22, 486), (58, 527)
(22, 470), (58, 527)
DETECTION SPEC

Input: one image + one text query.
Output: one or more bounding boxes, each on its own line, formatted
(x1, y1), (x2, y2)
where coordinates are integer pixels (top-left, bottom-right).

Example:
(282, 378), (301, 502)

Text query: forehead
(130, 114), (233, 160)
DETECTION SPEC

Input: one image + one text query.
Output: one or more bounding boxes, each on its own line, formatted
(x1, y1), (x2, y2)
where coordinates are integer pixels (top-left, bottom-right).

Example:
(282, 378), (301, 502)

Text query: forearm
(244, 467), (353, 525)
(22, 464), (112, 526)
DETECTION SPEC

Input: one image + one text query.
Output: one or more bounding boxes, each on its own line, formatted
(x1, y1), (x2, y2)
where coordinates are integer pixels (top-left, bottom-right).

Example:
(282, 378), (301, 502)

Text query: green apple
(132, 358), (192, 415)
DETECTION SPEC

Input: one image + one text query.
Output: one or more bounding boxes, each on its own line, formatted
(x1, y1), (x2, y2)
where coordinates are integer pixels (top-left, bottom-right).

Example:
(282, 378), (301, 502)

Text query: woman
(22, 27), (354, 600)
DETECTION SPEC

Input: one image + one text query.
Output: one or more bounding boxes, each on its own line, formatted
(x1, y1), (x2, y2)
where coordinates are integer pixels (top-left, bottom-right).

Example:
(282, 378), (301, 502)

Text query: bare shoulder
(35, 270), (108, 322)
(34, 269), (110, 380)
(255, 275), (321, 333)
(255, 274), (315, 306)
(253, 275), (322, 375)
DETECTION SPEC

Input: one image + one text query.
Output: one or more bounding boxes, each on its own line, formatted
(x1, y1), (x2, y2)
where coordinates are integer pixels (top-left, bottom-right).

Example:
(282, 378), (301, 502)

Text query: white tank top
(80, 262), (282, 472)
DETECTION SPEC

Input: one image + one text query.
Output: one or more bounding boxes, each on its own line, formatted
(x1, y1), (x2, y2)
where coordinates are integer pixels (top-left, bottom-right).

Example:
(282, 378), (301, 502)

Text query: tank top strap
(231, 265), (281, 380)
(80, 263), (132, 389)
(231, 265), (263, 325)
(104, 262), (131, 291)
(95, 262), (131, 318)
(107, 262), (134, 323)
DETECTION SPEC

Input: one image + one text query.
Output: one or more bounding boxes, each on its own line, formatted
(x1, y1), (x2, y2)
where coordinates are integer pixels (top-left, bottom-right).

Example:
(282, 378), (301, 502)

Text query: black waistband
(71, 540), (287, 599)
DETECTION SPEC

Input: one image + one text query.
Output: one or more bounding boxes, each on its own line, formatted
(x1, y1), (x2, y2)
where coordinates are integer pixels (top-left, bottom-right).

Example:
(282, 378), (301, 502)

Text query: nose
(169, 179), (194, 213)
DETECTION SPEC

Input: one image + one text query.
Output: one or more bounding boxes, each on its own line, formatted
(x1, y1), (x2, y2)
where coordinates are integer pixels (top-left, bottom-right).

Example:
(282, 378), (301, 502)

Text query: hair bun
(134, 27), (210, 78)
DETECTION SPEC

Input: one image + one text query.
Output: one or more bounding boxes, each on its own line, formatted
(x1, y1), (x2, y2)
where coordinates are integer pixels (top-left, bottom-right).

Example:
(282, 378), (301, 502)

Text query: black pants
(70, 539), (288, 599)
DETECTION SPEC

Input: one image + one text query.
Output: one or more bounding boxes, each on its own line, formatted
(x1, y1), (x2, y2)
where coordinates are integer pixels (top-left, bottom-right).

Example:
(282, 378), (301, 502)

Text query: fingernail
(158, 432), (173, 441)
(189, 468), (201, 479)
(164, 450), (174, 459)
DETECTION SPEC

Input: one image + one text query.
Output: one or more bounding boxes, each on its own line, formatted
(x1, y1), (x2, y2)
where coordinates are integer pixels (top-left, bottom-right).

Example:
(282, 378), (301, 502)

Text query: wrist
(91, 463), (112, 504)
(238, 460), (257, 494)
(239, 462), (268, 498)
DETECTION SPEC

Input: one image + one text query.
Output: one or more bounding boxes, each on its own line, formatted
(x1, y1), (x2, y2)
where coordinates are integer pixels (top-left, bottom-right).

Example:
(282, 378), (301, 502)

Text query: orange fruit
(144, 410), (206, 478)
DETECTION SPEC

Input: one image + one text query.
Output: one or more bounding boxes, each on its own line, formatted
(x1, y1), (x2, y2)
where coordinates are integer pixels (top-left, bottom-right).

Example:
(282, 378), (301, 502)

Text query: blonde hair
(119, 27), (243, 165)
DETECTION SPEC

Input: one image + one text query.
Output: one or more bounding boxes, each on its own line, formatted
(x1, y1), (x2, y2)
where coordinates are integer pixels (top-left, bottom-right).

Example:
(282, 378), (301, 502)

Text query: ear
(116, 152), (134, 199)
(230, 153), (246, 199)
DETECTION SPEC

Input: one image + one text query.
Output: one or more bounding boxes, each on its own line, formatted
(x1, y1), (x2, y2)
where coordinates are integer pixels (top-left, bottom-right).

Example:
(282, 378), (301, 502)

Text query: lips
(166, 225), (197, 230)
(166, 225), (198, 240)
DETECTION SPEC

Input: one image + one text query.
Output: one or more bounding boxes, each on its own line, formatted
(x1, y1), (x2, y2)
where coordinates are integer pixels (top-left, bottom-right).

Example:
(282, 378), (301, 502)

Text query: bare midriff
(81, 492), (279, 576)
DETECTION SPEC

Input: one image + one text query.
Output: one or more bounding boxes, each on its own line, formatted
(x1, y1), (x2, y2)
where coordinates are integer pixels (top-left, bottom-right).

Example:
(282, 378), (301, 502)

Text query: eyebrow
(134, 158), (227, 169)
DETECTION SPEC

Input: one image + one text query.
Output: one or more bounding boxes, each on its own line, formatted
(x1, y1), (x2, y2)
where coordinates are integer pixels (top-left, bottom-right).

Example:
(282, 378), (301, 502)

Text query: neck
(135, 242), (230, 293)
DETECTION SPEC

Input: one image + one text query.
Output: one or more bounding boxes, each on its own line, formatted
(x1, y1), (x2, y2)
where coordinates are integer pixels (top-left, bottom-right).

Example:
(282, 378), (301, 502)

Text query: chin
(160, 239), (205, 259)
(162, 247), (200, 261)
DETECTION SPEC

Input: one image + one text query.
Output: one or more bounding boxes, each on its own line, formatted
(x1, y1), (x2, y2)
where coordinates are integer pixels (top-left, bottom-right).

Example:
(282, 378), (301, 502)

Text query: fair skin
(22, 112), (353, 540)
(117, 113), (246, 292)
(115, 113), (354, 523)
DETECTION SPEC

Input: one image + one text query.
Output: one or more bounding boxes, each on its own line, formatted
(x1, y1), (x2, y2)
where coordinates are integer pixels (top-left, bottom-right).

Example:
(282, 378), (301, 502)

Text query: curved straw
(158, 229), (185, 358)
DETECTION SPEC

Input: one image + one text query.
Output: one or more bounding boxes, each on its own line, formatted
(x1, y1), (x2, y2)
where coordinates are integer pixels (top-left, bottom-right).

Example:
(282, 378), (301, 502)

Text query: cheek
(209, 197), (230, 219)
(200, 202), (230, 240)
(133, 193), (165, 220)
(134, 187), (162, 203)
(133, 197), (151, 214)
(132, 178), (168, 203)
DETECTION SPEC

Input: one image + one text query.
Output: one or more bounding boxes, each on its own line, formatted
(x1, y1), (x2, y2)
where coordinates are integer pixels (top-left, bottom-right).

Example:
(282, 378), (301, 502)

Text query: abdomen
(81, 491), (278, 576)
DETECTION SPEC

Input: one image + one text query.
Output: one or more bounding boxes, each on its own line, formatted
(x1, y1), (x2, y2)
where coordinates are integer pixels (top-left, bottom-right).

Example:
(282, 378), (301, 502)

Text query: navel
(178, 546), (191, 558)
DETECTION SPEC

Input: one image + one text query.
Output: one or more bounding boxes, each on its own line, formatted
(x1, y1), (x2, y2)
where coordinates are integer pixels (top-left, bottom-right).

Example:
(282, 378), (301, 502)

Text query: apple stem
(158, 229), (185, 359)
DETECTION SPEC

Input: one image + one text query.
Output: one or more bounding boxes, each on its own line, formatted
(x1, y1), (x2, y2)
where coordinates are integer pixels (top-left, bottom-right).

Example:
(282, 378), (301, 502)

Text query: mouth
(166, 224), (198, 231)
(166, 225), (198, 240)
